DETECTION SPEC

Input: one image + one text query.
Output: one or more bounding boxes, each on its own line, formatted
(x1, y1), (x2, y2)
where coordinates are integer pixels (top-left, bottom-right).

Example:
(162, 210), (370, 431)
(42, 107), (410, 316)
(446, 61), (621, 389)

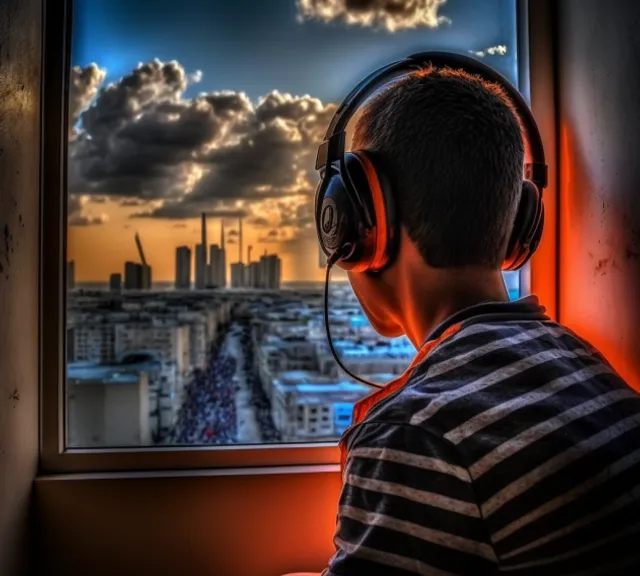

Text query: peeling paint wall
(0, 0), (43, 573)
(557, 0), (640, 390)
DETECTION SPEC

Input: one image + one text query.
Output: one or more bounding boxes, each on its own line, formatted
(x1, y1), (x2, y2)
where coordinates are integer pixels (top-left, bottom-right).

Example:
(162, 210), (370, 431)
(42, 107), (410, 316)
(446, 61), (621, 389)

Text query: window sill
(36, 462), (340, 482)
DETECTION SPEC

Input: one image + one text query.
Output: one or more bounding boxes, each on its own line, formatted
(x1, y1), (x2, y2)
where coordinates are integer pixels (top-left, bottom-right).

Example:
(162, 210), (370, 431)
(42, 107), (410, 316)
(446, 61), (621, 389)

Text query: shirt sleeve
(324, 422), (498, 576)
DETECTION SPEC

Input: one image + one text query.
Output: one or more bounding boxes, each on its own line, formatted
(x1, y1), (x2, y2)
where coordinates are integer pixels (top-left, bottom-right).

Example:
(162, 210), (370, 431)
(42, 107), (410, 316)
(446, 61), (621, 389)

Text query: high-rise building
(132, 233), (152, 289)
(195, 212), (209, 289)
(194, 244), (207, 289)
(259, 254), (282, 289)
(246, 261), (261, 288)
(175, 246), (191, 289)
(220, 220), (226, 288)
(109, 273), (122, 292)
(67, 260), (76, 290)
(141, 264), (152, 289)
(230, 262), (245, 288)
(208, 244), (224, 288)
(124, 261), (142, 290)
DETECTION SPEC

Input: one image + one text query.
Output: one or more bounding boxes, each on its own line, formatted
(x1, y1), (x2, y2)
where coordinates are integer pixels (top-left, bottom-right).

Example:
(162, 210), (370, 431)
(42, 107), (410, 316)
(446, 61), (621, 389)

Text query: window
(43, 0), (529, 471)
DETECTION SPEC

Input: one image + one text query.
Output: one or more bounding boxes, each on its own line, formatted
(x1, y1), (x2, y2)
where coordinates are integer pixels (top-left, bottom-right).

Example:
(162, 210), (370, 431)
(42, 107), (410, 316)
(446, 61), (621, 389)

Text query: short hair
(352, 65), (525, 269)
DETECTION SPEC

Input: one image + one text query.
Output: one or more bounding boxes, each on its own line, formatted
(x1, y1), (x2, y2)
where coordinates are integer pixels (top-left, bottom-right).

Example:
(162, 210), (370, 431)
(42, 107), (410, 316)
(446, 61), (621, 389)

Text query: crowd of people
(168, 342), (238, 445)
(239, 323), (282, 443)
(166, 320), (284, 445)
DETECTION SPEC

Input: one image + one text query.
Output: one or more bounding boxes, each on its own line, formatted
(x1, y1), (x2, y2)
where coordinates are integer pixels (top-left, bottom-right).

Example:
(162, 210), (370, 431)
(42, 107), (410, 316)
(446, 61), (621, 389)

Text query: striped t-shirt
(324, 296), (640, 575)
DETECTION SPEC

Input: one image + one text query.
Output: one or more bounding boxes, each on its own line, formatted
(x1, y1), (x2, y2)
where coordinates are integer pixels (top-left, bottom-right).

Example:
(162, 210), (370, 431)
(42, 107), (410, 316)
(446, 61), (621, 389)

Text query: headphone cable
(323, 252), (384, 390)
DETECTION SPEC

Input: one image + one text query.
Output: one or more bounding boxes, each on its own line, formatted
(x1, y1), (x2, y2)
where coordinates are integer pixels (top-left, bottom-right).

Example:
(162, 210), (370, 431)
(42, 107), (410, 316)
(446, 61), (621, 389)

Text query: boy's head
(346, 65), (526, 341)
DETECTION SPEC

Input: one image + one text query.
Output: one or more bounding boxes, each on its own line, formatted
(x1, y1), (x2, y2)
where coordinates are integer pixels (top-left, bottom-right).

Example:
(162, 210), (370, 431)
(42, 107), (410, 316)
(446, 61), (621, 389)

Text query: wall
(0, 0), (43, 574)
(36, 469), (341, 576)
(557, 0), (640, 390)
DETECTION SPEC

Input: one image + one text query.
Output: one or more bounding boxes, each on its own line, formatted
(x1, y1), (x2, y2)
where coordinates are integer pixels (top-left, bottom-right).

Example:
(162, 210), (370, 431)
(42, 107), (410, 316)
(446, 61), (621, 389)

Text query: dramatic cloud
(70, 59), (336, 234)
(69, 64), (107, 134)
(67, 195), (109, 227)
(131, 205), (248, 220)
(69, 59), (252, 201)
(296, 0), (450, 32)
(469, 45), (508, 58)
(258, 229), (287, 243)
(120, 198), (149, 207)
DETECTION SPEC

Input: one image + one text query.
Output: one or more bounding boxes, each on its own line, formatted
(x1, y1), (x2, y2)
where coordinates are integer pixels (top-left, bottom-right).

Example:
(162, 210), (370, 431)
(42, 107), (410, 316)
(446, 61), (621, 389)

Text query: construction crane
(134, 232), (147, 266)
(248, 245), (252, 264)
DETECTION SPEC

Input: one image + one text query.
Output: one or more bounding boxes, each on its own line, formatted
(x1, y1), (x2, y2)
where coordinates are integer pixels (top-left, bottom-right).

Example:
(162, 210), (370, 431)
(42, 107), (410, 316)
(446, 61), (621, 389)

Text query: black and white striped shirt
(325, 296), (640, 575)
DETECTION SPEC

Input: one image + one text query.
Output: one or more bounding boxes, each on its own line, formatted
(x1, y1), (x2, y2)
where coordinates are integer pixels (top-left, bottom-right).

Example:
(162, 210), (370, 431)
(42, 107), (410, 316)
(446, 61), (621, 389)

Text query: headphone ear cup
(503, 180), (544, 271)
(346, 151), (398, 272)
(316, 168), (360, 261)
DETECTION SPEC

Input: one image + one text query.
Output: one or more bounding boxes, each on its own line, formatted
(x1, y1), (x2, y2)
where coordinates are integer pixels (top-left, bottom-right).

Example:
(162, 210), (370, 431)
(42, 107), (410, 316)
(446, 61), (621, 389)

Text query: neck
(396, 265), (509, 349)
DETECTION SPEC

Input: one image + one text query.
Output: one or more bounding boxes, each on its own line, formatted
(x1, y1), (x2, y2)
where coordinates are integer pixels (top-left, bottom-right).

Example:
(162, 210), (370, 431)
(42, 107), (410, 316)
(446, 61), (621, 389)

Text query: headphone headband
(316, 51), (548, 193)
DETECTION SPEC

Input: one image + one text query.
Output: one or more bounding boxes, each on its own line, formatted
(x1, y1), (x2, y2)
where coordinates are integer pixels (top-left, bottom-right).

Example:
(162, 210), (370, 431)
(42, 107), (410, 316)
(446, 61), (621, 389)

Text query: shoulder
(359, 319), (620, 437)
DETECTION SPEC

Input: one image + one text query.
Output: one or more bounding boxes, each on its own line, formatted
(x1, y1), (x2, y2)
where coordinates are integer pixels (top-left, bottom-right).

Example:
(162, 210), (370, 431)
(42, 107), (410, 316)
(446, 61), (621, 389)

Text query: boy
(291, 65), (640, 575)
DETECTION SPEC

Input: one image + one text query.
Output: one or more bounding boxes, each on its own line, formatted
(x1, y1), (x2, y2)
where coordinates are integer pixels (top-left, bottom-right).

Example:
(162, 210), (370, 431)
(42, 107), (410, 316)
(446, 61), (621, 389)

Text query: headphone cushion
(504, 179), (543, 270)
(347, 151), (398, 272)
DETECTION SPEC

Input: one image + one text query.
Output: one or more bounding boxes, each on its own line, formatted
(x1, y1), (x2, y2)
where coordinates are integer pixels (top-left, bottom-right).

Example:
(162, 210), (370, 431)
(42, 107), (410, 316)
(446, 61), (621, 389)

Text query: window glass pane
(66, 0), (520, 448)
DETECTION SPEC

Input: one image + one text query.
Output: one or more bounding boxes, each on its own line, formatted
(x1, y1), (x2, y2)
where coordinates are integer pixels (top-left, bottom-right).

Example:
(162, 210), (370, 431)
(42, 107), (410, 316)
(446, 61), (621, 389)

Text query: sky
(67, 0), (518, 283)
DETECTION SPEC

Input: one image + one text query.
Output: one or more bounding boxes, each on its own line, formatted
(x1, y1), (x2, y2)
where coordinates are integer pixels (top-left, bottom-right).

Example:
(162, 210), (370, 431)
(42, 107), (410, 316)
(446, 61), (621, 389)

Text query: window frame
(40, 0), (555, 474)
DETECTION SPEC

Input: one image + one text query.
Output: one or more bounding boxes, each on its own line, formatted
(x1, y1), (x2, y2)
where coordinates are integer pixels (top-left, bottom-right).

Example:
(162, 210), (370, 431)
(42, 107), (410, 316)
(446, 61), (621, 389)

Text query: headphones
(314, 51), (548, 274)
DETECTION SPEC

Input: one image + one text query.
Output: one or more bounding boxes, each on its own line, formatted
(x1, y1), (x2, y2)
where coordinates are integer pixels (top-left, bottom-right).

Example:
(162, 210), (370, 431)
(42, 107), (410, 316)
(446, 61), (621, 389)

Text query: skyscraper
(175, 246), (191, 289)
(230, 262), (245, 288)
(109, 273), (122, 292)
(141, 264), (152, 289)
(259, 254), (282, 290)
(246, 261), (261, 288)
(220, 220), (226, 288)
(124, 261), (143, 289)
(208, 244), (224, 287)
(133, 233), (152, 289)
(195, 212), (209, 289)
(194, 244), (207, 289)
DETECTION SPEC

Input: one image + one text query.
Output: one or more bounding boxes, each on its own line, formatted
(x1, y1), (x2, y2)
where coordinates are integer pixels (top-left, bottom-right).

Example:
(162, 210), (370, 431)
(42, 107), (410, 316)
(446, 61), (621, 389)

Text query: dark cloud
(296, 0), (450, 32)
(173, 223), (187, 228)
(69, 60), (252, 200)
(67, 194), (109, 227)
(249, 216), (271, 228)
(227, 238), (237, 245)
(130, 204), (248, 220)
(258, 229), (282, 243)
(183, 91), (335, 207)
(69, 60), (336, 235)
(280, 202), (315, 230)
(87, 196), (108, 204)
(228, 230), (239, 237)
(120, 198), (149, 207)
(69, 64), (106, 134)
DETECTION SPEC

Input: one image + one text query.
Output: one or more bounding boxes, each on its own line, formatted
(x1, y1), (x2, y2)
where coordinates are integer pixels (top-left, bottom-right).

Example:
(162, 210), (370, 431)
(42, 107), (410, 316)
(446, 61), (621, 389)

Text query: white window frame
(41, 0), (553, 474)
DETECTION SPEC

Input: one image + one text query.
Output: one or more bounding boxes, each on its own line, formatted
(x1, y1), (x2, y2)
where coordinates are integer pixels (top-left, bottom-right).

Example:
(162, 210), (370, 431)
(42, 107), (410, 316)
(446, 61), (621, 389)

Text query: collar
(338, 295), (549, 472)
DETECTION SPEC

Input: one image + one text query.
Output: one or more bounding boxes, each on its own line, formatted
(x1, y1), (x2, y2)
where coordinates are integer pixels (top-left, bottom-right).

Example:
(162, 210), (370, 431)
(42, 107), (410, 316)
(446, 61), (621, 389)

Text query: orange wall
(35, 470), (341, 576)
(556, 0), (640, 391)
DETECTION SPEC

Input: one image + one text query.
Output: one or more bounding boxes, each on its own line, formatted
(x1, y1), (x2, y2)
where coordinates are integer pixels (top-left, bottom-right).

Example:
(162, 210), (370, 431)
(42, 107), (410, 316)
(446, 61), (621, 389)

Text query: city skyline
(67, 0), (517, 283)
